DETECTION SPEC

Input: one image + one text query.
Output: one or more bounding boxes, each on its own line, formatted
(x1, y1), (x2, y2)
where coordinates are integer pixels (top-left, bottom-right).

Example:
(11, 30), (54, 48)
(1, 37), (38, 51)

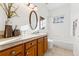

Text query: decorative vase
(4, 18), (13, 38)
(5, 18), (12, 25)
(4, 25), (13, 38)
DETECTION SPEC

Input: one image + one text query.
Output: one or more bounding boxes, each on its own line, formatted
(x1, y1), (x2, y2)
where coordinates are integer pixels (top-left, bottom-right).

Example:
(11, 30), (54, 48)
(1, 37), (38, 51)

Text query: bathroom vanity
(0, 6), (48, 56)
(0, 33), (48, 56)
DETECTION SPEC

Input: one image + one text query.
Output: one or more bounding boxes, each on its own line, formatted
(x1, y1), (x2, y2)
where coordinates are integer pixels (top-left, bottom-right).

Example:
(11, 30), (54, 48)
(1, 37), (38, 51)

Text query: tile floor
(44, 45), (73, 56)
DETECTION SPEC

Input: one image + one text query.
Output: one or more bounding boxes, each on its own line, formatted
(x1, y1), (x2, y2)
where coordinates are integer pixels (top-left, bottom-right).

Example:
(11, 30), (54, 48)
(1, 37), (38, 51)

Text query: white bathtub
(48, 38), (73, 50)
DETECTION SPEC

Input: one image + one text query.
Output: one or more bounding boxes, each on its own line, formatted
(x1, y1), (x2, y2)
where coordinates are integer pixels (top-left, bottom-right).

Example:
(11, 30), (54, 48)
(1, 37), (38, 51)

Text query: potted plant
(0, 3), (18, 25)
(0, 3), (19, 38)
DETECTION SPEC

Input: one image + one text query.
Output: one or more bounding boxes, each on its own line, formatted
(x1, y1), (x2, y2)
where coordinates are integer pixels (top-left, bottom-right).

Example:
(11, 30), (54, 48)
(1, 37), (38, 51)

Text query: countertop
(0, 32), (47, 51)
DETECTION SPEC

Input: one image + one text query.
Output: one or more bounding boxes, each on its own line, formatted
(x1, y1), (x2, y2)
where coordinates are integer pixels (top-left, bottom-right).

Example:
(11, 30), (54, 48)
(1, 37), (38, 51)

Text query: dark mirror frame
(29, 10), (38, 30)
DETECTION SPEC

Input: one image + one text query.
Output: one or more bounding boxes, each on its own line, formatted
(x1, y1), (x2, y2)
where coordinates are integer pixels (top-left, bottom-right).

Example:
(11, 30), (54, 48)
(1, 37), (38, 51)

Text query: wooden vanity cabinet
(24, 40), (37, 56)
(0, 35), (48, 56)
(37, 37), (44, 56)
(0, 44), (24, 56)
(25, 46), (37, 56)
(37, 36), (48, 56)
(43, 36), (48, 53)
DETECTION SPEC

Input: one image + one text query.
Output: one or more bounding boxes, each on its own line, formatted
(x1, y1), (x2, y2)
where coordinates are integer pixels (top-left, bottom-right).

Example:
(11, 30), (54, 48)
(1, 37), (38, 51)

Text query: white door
(74, 19), (79, 56)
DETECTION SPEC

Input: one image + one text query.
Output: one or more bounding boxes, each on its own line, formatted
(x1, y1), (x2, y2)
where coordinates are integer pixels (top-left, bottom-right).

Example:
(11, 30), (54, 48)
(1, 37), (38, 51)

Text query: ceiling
(44, 3), (67, 10)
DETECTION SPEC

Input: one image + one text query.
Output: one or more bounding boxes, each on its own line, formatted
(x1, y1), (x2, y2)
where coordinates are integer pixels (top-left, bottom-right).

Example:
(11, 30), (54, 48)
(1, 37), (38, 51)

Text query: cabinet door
(26, 46), (37, 56)
(44, 36), (48, 53)
(37, 38), (44, 56)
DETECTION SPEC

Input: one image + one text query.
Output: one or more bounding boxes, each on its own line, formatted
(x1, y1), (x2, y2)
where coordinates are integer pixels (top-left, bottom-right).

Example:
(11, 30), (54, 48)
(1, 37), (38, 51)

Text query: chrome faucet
(32, 30), (39, 34)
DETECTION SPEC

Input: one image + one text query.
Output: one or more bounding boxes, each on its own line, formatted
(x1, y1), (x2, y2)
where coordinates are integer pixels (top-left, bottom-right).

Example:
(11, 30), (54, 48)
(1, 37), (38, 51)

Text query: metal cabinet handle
(30, 43), (33, 45)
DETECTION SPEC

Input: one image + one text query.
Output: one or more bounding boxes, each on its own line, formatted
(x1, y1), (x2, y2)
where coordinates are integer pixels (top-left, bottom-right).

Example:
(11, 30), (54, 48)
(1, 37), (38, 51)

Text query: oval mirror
(29, 11), (38, 30)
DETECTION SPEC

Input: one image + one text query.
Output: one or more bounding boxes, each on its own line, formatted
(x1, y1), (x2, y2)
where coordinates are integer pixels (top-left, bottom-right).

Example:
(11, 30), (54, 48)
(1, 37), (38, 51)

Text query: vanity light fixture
(27, 3), (38, 11)
(33, 5), (38, 11)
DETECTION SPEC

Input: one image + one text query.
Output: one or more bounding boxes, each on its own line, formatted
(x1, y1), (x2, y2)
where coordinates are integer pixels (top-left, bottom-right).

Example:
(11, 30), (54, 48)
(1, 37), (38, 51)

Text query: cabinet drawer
(25, 40), (37, 49)
(0, 44), (24, 56)
(25, 46), (37, 56)
(44, 36), (48, 39)
(38, 38), (43, 43)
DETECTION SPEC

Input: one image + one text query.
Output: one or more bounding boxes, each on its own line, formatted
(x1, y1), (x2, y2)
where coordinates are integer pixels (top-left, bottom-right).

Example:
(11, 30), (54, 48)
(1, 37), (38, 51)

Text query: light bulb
(29, 4), (35, 9)
(34, 6), (38, 11)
